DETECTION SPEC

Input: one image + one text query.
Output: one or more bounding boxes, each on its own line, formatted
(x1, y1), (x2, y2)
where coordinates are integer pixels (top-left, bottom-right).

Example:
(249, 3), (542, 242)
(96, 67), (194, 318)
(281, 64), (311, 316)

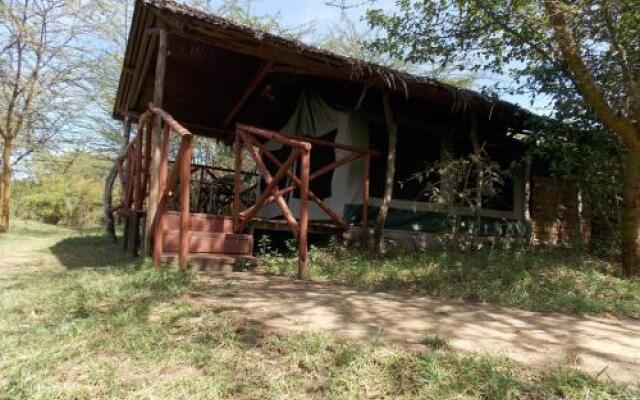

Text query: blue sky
(204, 0), (552, 115)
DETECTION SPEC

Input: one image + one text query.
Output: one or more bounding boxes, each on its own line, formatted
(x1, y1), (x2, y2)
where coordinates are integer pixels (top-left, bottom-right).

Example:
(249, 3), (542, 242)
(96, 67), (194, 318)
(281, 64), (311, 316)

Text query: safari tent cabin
(111, 0), (540, 275)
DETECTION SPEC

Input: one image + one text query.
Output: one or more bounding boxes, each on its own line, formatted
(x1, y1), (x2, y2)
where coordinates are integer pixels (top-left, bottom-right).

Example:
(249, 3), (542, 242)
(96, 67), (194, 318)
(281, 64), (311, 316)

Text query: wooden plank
(179, 136), (193, 269)
(224, 60), (274, 126)
(298, 150), (310, 280)
(144, 23), (168, 256)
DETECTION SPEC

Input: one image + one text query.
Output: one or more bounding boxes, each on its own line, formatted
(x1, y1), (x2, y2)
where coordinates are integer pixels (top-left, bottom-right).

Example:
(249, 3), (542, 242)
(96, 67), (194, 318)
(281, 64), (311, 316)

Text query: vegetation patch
(260, 243), (640, 319)
(1, 223), (638, 399)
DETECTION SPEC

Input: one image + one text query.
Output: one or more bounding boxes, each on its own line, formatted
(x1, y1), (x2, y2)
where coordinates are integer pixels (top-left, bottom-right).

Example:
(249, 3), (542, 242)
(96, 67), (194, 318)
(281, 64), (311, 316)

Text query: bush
(12, 152), (109, 228)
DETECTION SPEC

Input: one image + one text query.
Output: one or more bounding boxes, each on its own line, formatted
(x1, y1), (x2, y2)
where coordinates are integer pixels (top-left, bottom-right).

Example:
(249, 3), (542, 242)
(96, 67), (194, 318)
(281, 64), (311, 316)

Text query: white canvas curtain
(260, 89), (369, 220)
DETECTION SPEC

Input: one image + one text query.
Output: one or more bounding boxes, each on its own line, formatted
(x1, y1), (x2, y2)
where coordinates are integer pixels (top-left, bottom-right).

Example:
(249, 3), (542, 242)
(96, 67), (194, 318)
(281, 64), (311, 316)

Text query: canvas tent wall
(257, 88), (528, 237)
(259, 89), (369, 221)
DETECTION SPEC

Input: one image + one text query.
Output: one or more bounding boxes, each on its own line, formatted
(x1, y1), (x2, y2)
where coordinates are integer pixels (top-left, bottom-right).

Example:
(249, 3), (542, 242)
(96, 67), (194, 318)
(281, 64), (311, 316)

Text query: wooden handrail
(233, 122), (374, 279)
(238, 122), (380, 157)
(237, 124), (311, 150)
(148, 103), (192, 138)
(145, 104), (194, 269)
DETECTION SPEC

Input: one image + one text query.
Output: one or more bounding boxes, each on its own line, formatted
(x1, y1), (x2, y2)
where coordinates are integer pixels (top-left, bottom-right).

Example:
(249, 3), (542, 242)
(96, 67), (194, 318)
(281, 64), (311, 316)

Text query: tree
(0, 0), (93, 232)
(367, 0), (640, 276)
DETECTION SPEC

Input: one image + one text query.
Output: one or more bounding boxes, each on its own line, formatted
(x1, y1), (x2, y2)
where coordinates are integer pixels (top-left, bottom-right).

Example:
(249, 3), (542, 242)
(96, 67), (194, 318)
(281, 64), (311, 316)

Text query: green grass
(260, 245), (640, 319)
(0, 221), (638, 399)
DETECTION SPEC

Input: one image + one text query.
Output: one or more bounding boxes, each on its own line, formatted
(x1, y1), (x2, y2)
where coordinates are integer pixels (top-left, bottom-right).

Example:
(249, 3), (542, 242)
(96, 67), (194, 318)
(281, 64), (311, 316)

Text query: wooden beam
(298, 149), (311, 280)
(224, 60), (274, 127)
(144, 23), (168, 256)
(125, 21), (156, 111)
(179, 136), (193, 270)
(152, 125), (171, 267)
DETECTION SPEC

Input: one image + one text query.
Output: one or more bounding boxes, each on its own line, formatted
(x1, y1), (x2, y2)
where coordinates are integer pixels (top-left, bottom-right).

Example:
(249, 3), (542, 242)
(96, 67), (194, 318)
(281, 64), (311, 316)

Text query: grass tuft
(261, 246), (640, 318)
(1, 221), (638, 399)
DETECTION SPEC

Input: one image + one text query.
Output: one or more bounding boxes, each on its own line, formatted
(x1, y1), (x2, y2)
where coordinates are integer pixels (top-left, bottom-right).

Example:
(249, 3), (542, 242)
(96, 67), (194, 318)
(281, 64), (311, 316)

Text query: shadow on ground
(49, 232), (139, 269)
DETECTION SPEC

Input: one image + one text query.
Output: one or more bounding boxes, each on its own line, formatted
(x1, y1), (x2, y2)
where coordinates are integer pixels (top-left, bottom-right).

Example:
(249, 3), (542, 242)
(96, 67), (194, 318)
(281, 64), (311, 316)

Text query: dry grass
(0, 222), (638, 399)
(260, 242), (640, 319)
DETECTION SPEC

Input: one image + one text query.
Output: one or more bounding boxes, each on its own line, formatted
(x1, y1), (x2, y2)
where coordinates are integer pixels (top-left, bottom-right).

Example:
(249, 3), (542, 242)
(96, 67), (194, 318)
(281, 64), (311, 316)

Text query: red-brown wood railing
(148, 103), (193, 270)
(233, 123), (379, 278)
(117, 107), (378, 276)
(115, 104), (194, 269)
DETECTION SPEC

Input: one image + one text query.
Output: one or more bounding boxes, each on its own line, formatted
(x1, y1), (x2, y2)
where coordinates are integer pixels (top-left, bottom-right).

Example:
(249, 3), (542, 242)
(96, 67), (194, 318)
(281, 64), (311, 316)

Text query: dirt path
(192, 272), (640, 384)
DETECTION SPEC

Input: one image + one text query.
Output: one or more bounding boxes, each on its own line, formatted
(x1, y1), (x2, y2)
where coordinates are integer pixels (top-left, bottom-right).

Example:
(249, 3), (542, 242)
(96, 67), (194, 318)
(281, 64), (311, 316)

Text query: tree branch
(542, 0), (638, 149)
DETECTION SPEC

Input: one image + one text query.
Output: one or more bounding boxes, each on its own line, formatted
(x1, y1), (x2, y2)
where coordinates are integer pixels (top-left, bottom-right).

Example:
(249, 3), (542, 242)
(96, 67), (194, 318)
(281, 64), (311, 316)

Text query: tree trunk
(374, 94), (398, 257)
(103, 118), (132, 242)
(621, 145), (640, 278)
(469, 113), (482, 248)
(0, 137), (14, 233)
(103, 164), (118, 241)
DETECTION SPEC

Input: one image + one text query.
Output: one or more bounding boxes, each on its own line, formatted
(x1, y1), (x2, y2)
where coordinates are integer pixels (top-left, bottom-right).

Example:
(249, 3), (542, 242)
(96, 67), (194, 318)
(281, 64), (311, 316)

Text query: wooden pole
(374, 94), (398, 256)
(362, 155), (370, 244)
(141, 117), (154, 206)
(179, 136), (193, 270)
(152, 125), (171, 267)
(298, 149), (311, 280)
(144, 23), (168, 256)
(233, 131), (242, 233)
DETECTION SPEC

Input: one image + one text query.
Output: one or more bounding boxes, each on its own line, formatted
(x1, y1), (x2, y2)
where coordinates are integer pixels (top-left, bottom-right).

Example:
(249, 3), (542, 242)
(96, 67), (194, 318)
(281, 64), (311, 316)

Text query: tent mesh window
(369, 122), (441, 201)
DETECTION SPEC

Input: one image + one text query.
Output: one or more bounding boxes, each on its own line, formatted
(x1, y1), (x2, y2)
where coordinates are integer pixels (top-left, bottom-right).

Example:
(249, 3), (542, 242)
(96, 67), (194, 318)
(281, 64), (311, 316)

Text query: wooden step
(163, 211), (233, 233)
(162, 230), (253, 255)
(161, 253), (257, 273)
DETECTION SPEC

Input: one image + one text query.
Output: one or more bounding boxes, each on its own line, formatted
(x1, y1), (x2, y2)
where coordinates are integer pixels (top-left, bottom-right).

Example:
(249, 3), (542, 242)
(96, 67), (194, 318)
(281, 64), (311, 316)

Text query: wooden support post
(179, 136), (193, 270)
(233, 131), (242, 233)
(141, 117), (153, 205)
(152, 125), (171, 267)
(374, 94), (398, 256)
(362, 154), (370, 244)
(144, 23), (168, 256)
(298, 149), (311, 280)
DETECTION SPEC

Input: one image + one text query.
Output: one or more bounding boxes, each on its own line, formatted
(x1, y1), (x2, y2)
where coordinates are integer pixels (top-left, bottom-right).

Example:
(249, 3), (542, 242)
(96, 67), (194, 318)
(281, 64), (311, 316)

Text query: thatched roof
(114, 0), (529, 131)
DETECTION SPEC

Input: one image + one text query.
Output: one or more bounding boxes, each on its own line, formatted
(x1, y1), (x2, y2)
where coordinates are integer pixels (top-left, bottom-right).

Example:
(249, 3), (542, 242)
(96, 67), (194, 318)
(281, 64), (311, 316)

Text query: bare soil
(191, 272), (640, 384)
